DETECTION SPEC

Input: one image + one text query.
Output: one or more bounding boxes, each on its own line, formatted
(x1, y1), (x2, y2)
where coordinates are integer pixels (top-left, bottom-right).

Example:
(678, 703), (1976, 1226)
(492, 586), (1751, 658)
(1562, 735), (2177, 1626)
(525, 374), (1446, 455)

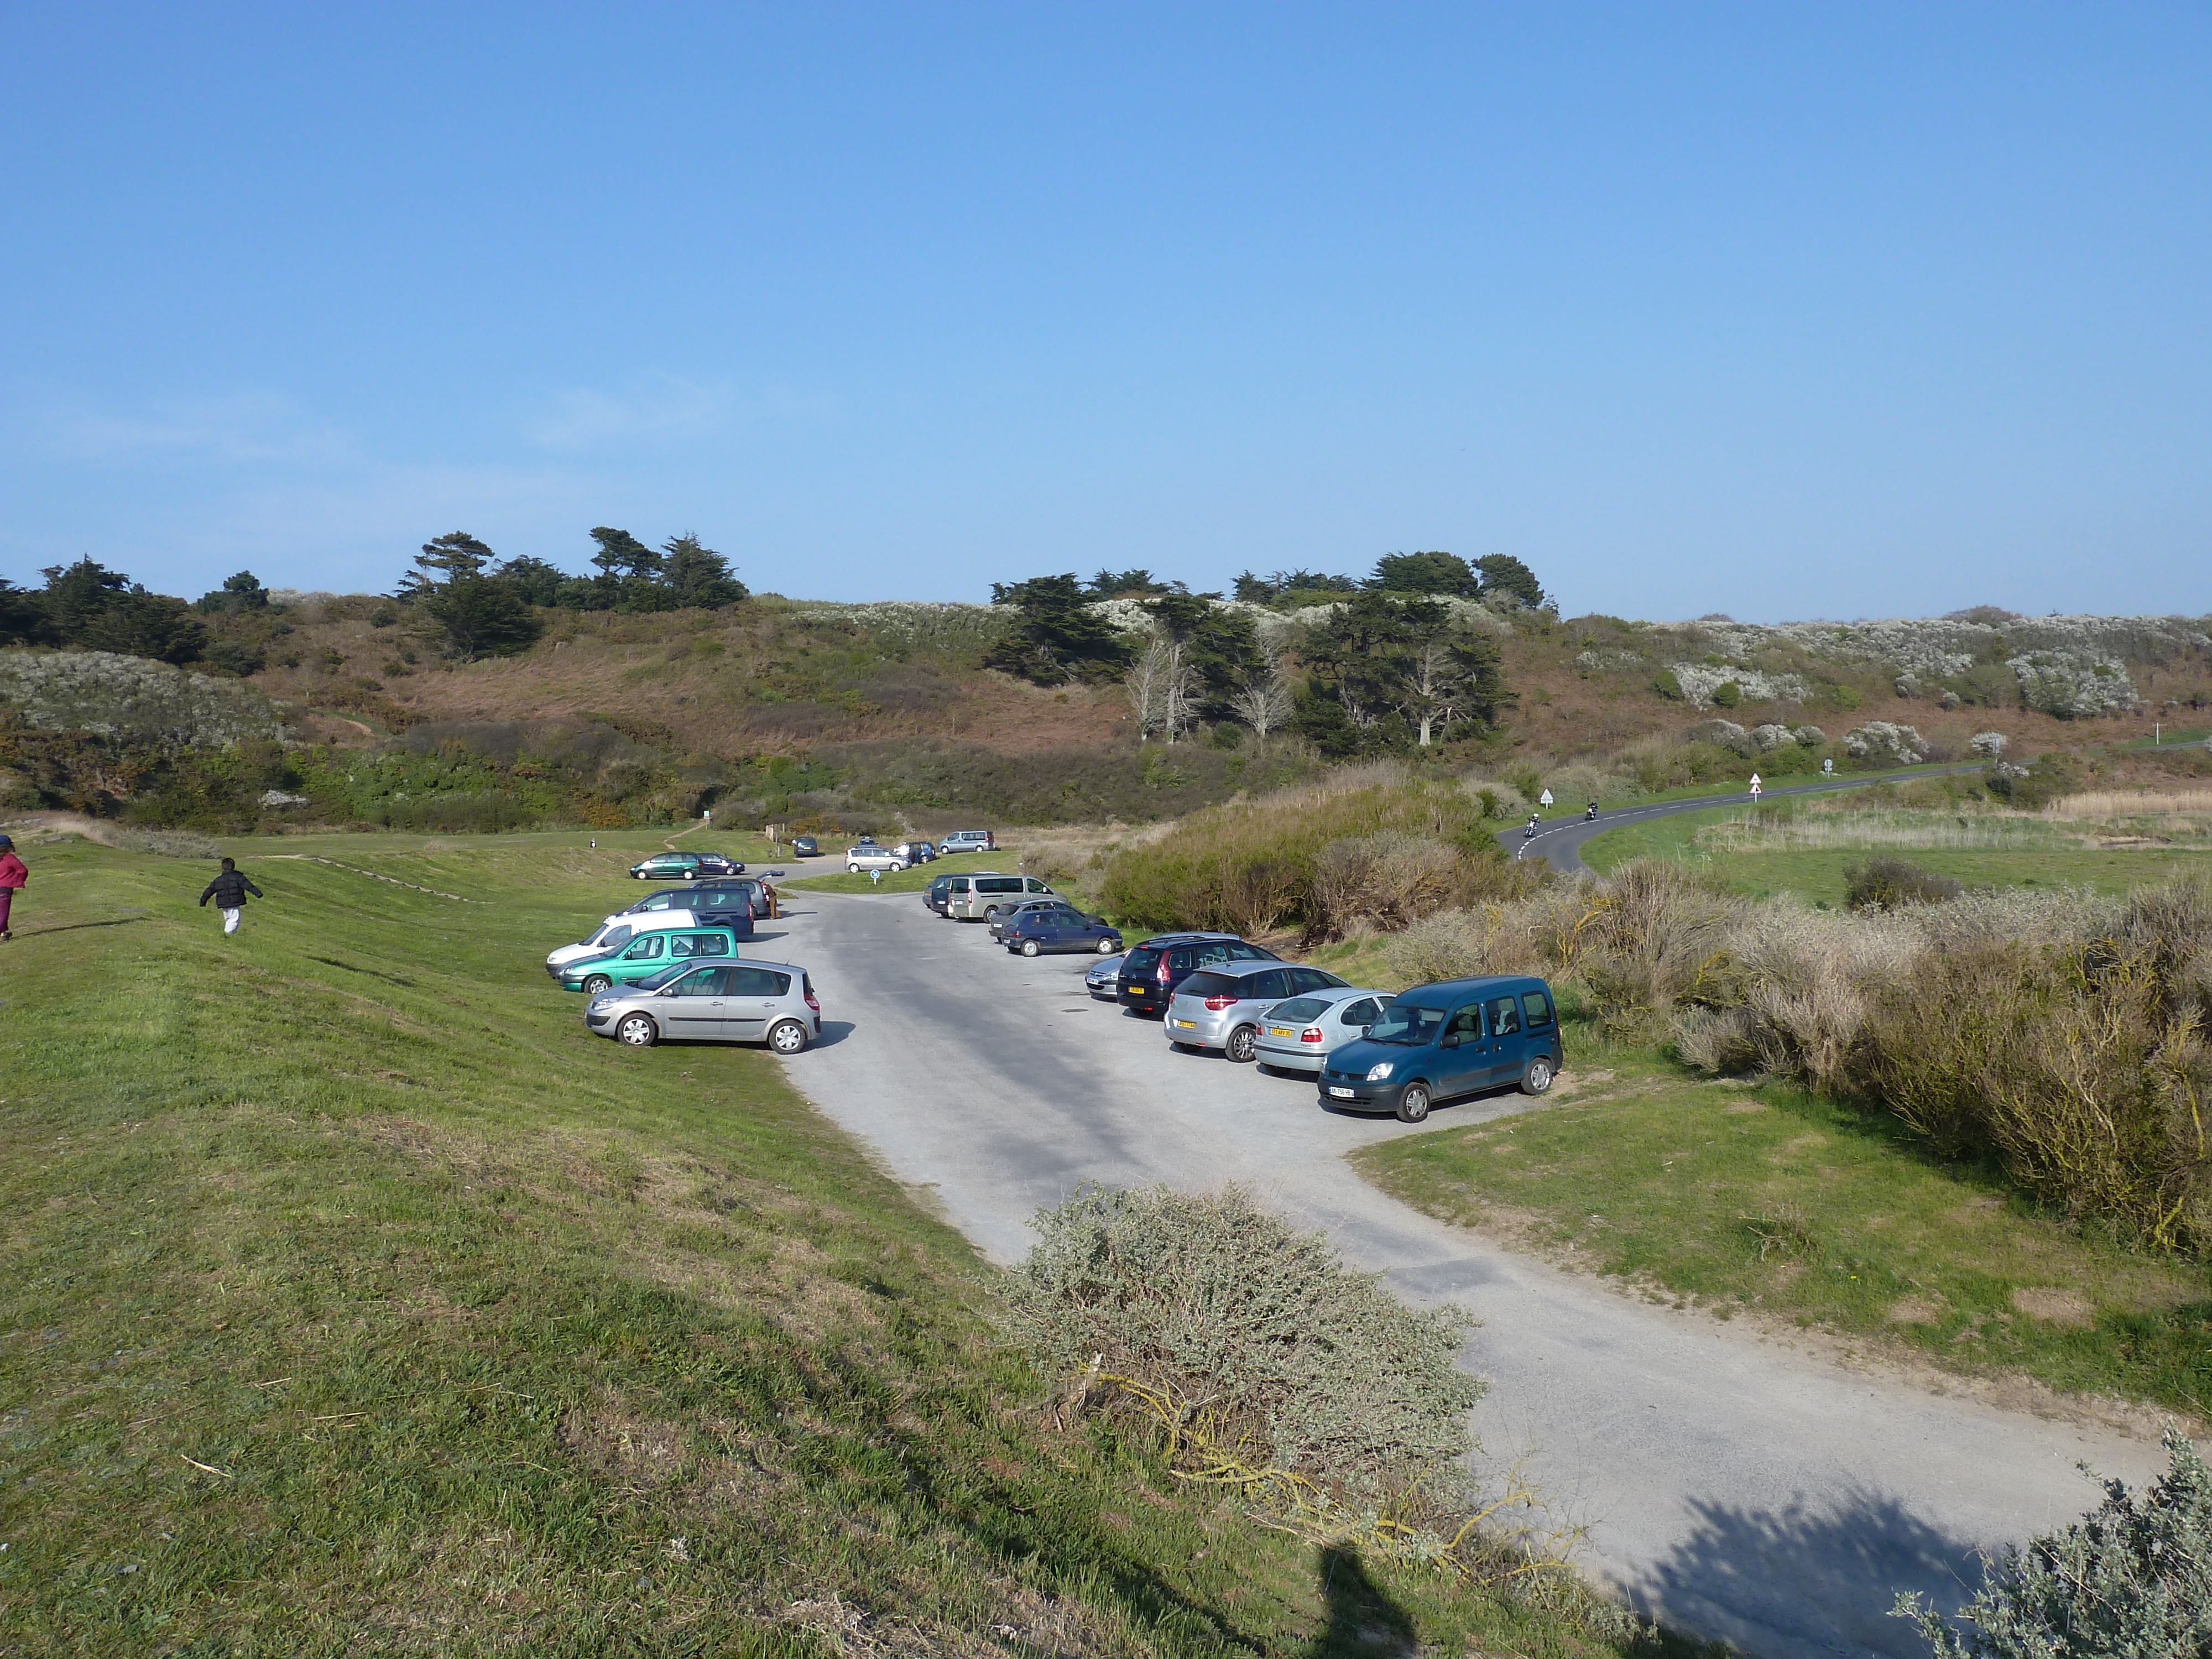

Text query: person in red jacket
(0, 833), (25, 941)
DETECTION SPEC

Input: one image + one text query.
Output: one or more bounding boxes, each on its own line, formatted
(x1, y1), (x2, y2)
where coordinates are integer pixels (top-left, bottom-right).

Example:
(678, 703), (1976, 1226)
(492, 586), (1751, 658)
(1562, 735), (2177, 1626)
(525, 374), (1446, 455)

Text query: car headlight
(1364, 1061), (1395, 1082)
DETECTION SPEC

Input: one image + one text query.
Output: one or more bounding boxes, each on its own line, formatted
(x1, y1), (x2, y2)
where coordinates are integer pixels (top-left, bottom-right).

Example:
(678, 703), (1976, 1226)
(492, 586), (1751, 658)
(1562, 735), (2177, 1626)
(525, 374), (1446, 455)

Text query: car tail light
(1203, 994), (1236, 1011)
(1155, 962), (1171, 985)
(804, 977), (820, 1013)
(1301, 1026), (1325, 1043)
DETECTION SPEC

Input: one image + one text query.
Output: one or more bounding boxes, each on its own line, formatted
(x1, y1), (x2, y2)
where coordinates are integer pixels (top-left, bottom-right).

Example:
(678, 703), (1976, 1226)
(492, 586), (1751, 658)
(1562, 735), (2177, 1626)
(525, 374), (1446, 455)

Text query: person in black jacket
(199, 857), (264, 936)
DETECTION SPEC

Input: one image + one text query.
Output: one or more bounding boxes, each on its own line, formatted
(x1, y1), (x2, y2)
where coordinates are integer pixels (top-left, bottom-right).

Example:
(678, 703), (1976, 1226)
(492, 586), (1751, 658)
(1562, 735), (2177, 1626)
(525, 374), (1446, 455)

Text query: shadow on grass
(1640, 1485), (1986, 1658)
(16, 917), (151, 936)
(1310, 1546), (1415, 1659)
(307, 955), (420, 988)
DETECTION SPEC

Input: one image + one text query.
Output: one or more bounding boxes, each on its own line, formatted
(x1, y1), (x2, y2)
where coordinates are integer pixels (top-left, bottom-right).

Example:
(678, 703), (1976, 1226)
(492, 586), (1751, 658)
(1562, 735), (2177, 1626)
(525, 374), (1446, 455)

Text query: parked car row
(924, 879), (1564, 1125)
(551, 872), (818, 1054)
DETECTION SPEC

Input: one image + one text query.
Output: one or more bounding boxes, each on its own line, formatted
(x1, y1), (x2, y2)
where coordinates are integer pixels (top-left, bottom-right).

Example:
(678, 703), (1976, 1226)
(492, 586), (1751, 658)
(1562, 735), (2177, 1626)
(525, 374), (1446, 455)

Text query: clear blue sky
(3, 4), (2206, 620)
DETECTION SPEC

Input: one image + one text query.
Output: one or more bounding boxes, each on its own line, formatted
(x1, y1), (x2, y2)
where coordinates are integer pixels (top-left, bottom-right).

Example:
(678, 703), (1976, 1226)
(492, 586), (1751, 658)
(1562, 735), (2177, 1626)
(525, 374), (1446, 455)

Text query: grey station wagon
(585, 958), (821, 1053)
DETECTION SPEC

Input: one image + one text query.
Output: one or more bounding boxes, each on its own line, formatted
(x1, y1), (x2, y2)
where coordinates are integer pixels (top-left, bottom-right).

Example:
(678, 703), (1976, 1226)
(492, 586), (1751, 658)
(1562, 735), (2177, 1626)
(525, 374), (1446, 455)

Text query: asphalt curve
(761, 889), (2164, 1658)
(1499, 768), (1981, 875)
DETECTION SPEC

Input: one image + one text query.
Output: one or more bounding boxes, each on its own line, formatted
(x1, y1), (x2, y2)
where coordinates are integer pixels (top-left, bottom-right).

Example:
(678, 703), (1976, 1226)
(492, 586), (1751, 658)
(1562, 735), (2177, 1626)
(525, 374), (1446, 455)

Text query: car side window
(624, 936), (664, 961)
(1168, 948), (1194, 972)
(727, 966), (791, 997)
(1250, 969), (1293, 1000)
(1443, 1005), (1484, 1045)
(1340, 998), (1381, 1026)
(1488, 997), (1522, 1036)
(1194, 944), (1232, 969)
(670, 967), (724, 995)
(1025, 878), (1050, 893)
(1521, 992), (1554, 1028)
(1293, 968), (1345, 992)
(603, 925), (633, 950)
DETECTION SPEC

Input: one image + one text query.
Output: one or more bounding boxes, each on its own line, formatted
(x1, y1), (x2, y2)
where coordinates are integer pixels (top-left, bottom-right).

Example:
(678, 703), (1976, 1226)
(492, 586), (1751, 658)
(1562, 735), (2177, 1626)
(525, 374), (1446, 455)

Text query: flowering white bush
(2008, 650), (2141, 718)
(0, 649), (290, 745)
(1750, 723), (1796, 751)
(1666, 663), (1810, 708)
(1844, 722), (1929, 764)
(1971, 731), (2008, 758)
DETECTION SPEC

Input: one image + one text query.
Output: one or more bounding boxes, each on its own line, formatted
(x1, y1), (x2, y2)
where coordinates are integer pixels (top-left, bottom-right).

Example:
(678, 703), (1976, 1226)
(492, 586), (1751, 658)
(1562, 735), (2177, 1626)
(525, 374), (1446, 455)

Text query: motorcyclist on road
(1524, 812), (1541, 842)
(1585, 800), (1599, 822)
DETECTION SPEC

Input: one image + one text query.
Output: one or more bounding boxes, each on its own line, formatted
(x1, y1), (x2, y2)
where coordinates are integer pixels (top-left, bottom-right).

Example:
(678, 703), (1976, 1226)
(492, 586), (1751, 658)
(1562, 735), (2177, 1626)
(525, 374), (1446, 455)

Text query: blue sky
(3, 4), (2206, 620)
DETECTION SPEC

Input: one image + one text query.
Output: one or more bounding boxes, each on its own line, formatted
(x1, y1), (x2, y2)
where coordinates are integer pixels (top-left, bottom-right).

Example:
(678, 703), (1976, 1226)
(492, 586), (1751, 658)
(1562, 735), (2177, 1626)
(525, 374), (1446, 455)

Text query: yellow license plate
(1173, 1019), (1196, 1029)
(1267, 1026), (1293, 1038)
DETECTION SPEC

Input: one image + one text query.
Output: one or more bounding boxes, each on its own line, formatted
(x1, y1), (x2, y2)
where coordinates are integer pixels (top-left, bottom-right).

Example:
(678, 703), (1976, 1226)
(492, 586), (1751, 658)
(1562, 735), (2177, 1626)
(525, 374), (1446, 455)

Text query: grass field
(0, 828), (1660, 1657)
(1349, 1041), (2212, 1418)
(1579, 804), (2208, 903)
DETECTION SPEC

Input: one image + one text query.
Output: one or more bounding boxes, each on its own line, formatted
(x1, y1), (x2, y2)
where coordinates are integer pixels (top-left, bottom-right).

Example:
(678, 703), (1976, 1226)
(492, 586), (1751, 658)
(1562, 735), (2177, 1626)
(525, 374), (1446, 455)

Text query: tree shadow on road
(1639, 1484), (1990, 1658)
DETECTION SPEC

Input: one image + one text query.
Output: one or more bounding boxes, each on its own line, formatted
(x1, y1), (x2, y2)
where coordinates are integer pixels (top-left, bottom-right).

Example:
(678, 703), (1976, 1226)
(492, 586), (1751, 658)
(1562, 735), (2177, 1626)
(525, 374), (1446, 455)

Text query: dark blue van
(1317, 974), (1562, 1123)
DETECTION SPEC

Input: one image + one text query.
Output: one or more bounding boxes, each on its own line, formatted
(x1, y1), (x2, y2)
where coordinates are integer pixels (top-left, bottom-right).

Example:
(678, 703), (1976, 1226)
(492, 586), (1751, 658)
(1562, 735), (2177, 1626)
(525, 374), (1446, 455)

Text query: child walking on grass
(198, 857), (264, 936)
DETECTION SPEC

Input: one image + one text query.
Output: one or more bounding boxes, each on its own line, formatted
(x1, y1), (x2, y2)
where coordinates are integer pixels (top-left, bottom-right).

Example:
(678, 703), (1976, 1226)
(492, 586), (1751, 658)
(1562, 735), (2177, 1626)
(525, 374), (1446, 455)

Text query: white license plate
(1267, 1026), (1293, 1038)
(1328, 1086), (1356, 1099)
(1172, 1019), (1197, 1030)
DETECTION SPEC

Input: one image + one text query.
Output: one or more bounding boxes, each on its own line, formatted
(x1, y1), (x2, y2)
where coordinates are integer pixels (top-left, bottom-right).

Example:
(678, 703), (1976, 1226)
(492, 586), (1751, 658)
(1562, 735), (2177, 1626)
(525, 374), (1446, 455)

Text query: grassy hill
(0, 827), (1667, 1657)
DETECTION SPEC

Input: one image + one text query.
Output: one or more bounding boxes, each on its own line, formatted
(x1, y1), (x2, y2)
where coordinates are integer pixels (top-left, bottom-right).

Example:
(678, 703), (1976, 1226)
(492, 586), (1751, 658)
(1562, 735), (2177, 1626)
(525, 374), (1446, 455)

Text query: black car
(692, 854), (745, 878)
(925, 874), (954, 914)
(1004, 904), (1123, 957)
(791, 836), (820, 858)
(1116, 932), (1281, 1018)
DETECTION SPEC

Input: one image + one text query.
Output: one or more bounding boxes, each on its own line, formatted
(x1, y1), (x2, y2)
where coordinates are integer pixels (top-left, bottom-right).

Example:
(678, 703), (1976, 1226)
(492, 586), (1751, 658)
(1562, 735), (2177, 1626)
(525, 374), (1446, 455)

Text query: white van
(845, 843), (909, 874)
(545, 910), (705, 977)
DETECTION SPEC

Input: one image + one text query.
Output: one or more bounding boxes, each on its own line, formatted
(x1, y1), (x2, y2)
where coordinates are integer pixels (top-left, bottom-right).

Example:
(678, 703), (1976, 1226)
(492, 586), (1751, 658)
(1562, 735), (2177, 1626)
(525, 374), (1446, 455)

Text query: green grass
(1584, 764), (1958, 813)
(1350, 1048), (2212, 1416)
(0, 830), (1664, 1657)
(1580, 804), (2208, 903)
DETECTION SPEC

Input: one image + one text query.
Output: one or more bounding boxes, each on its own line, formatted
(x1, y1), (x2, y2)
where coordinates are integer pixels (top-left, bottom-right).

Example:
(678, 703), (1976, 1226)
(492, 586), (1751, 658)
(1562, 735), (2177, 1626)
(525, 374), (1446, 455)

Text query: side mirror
(1439, 1032), (1460, 1049)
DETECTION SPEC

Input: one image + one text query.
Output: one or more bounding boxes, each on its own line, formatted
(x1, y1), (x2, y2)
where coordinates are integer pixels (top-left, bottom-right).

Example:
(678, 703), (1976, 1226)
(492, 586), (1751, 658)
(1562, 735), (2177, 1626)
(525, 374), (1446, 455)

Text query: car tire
(768, 1019), (810, 1056)
(847, 864), (860, 874)
(582, 974), (614, 997)
(983, 905), (1000, 922)
(1225, 1025), (1259, 1064)
(1096, 936), (1118, 954)
(1395, 1083), (1432, 1124)
(1520, 1056), (1556, 1097)
(1020, 938), (1041, 957)
(617, 1013), (658, 1047)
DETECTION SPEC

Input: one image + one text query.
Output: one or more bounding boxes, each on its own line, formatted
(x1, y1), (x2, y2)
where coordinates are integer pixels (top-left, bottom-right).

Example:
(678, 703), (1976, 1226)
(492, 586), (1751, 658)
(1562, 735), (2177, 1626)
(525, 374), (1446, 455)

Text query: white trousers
(221, 907), (242, 935)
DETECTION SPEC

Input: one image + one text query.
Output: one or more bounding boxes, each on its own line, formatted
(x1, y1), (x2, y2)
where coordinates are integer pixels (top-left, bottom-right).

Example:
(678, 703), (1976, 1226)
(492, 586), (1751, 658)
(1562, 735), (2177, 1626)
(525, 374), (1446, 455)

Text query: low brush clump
(1097, 768), (1545, 941)
(1003, 1185), (1599, 1600)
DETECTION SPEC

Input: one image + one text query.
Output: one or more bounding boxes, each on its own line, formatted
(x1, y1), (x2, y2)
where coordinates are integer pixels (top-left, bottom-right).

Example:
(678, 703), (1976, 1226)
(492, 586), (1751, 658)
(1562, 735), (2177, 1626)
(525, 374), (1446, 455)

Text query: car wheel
(1225, 1025), (1259, 1064)
(1520, 1057), (1556, 1097)
(1395, 1083), (1432, 1124)
(768, 1019), (809, 1056)
(983, 905), (1000, 922)
(582, 974), (613, 997)
(1020, 938), (1041, 957)
(617, 1013), (658, 1047)
(1096, 936), (1118, 954)
(847, 864), (859, 874)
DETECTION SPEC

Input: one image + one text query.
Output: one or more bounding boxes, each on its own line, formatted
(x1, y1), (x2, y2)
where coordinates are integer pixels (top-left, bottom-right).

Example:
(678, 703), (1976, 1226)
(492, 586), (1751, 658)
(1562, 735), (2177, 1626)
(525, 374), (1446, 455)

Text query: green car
(629, 852), (705, 881)
(559, 926), (744, 995)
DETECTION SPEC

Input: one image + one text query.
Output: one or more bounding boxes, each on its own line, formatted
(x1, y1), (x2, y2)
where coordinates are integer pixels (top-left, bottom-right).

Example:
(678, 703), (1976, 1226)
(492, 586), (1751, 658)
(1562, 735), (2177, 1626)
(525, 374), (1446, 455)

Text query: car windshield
(633, 961), (716, 993)
(1123, 947), (1161, 974)
(1364, 1003), (1445, 1045)
(1269, 997), (1330, 1022)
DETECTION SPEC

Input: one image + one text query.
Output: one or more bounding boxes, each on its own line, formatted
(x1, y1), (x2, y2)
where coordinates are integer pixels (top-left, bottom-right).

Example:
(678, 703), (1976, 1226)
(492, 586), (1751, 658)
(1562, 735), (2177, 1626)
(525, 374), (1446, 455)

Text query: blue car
(1317, 975), (1562, 1123)
(1004, 903), (1124, 957)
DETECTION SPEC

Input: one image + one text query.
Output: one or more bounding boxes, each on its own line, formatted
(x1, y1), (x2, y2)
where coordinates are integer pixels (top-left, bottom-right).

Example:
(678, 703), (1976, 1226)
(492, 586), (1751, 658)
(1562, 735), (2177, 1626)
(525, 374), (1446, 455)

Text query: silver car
(1164, 959), (1353, 1063)
(1086, 954), (1125, 1000)
(1251, 987), (1390, 1075)
(945, 872), (1053, 921)
(584, 957), (821, 1053)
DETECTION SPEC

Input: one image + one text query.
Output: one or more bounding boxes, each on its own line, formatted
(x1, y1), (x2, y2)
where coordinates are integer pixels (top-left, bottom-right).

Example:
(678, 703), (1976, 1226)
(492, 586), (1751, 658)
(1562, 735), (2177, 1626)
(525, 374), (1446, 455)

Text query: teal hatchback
(559, 925), (744, 995)
(1316, 975), (1562, 1123)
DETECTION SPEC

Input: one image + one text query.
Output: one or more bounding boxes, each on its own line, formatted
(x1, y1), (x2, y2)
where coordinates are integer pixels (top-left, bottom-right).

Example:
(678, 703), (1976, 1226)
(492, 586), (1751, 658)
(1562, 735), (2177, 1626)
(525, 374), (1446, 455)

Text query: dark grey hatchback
(1116, 933), (1279, 1018)
(1317, 975), (1562, 1123)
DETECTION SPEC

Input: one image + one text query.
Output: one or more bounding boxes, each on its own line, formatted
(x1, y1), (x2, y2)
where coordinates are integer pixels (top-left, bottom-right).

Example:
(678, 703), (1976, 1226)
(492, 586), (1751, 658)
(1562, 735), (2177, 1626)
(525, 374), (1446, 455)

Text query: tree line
(984, 549), (1543, 755)
(1, 561), (275, 673)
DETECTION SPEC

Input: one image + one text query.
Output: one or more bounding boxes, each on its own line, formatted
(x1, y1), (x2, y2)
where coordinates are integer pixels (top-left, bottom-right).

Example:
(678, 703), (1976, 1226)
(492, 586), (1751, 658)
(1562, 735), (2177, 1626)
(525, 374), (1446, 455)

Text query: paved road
(763, 891), (2163, 1658)
(1501, 769), (1980, 875)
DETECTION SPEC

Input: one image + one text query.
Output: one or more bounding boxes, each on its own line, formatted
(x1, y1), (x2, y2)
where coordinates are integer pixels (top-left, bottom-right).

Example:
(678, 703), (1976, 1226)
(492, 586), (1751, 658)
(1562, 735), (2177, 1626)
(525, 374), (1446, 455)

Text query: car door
(659, 965), (733, 1040)
(1485, 994), (1529, 1086)
(615, 933), (666, 980)
(1435, 1003), (1489, 1097)
(722, 964), (790, 1042)
(1240, 967), (1295, 1022)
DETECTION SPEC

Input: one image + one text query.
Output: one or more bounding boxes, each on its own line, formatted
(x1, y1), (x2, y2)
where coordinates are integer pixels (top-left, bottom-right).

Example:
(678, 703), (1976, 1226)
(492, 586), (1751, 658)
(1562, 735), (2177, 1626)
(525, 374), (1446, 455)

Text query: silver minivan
(845, 843), (907, 874)
(585, 957), (821, 1052)
(1165, 959), (1352, 1063)
(944, 872), (1053, 921)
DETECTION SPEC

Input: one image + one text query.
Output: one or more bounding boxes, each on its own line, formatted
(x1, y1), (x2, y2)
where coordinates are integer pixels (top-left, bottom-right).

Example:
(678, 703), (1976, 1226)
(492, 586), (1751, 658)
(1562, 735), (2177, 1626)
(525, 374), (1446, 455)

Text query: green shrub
(1097, 772), (1537, 938)
(1843, 856), (1964, 911)
(1897, 1431), (2212, 1656)
(1003, 1184), (1481, 1496)
(1710, 681), (1742, 708)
